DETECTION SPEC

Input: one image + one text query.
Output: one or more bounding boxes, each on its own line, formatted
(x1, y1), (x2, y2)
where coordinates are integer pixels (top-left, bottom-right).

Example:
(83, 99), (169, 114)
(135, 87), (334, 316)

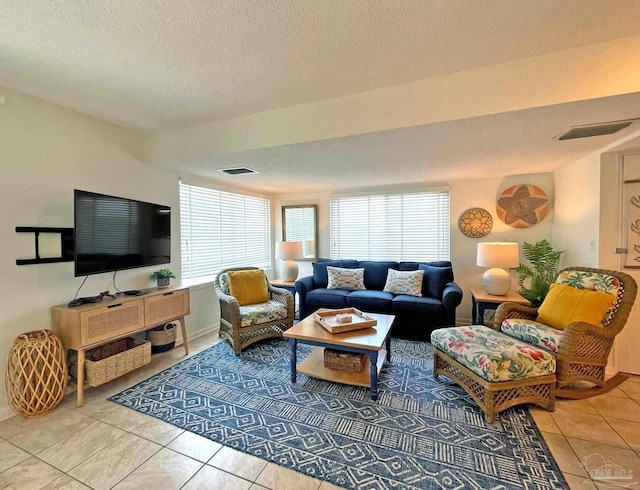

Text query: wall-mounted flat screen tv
(74, 190), (171, 277)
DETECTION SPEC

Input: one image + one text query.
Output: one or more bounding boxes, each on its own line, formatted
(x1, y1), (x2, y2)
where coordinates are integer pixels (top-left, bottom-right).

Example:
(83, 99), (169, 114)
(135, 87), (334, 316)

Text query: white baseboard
(175, 322), (220, 346)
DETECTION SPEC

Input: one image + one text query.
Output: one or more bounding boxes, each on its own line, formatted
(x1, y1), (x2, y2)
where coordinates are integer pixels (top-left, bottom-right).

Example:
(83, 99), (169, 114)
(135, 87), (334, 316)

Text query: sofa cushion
(346, 290), (394, 313)
(431, 326), (556, 382)
(392, 294), (444, 317)
(239, 300), (288, 327)
(358, 261), (399, 290)
(419, 264), (453, 298)
(399, 261), (452, 270)
(312, 260), (358, 287)
(383, 269), (424, 296)
(327, 266), (366, 290)
(501, 318), (563, 353)
(306, 288), (350, 309)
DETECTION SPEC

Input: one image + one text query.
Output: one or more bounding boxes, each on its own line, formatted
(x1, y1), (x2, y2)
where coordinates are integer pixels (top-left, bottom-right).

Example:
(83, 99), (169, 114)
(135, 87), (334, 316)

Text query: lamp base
(279, 260), (299, 282)
(482, 268), (511, 296)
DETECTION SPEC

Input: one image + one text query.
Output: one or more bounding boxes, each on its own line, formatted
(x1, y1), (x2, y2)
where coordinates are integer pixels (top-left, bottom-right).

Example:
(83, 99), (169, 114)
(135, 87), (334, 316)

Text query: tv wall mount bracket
(15, 227), (74, 265)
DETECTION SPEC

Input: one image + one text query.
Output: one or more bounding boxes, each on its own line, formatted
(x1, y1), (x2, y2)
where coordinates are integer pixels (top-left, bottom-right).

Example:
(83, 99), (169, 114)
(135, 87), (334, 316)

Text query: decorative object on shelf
(150, 268), (176, 288)
(314, 308), (377, 333)
(147, 323), (177, 354)
(497, 184), (549, 228)
(513, 239), (564, 307)
(324, 348), (367, 372)
(275, 241), (303, 281)
(5, 330), (67, 417)
(67, 290), (115, 307)
(68, 338), (151, 387)
(477, 242), (520, 296)
(458, 208), (493, 238)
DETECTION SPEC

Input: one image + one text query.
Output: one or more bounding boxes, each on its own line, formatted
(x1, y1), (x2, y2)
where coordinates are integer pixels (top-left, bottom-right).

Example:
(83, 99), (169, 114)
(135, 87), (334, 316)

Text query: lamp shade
(275, 241), (303, 260)
(477, 242), (520, 268)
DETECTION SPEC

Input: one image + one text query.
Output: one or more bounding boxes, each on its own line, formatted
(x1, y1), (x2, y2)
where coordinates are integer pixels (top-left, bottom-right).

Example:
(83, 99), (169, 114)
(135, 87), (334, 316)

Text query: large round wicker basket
(5, 330), (67, 417)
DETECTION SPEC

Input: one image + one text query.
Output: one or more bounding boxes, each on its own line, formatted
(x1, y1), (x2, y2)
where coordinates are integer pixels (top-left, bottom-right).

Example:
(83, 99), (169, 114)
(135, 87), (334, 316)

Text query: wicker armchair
(215, 267), (294, 355)
(493, 266), (637, 399)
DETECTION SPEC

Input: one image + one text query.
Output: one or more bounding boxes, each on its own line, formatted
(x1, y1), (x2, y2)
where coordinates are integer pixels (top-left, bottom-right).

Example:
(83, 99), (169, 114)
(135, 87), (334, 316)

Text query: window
(330, 188), (450, 261)
(180, 182), (271, 279)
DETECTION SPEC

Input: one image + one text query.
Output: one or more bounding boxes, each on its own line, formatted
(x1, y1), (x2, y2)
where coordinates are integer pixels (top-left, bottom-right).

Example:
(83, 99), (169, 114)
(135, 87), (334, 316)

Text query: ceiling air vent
(217, 167), (259, 175)
(557, 119), (637, 140)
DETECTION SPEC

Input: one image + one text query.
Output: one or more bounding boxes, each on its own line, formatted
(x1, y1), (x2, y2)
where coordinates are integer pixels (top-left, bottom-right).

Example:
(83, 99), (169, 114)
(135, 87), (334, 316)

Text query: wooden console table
(52, 286), (190, 406)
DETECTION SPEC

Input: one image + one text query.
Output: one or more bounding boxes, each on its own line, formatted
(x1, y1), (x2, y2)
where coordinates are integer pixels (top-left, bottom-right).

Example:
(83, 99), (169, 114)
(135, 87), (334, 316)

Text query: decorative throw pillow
(326, 266), (365, 290)
(419, 264), (453, 298)
(537, 283), (615, 330)
(383, 269), (424, 296)
(227, 269), (269, 306)
(312, 260), (344, 288)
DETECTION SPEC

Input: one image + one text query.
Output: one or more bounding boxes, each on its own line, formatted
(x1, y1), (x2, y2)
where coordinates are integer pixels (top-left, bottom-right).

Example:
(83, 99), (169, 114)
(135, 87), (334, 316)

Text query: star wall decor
(458, 207), (493, 238)
(496, 184), (549, 228)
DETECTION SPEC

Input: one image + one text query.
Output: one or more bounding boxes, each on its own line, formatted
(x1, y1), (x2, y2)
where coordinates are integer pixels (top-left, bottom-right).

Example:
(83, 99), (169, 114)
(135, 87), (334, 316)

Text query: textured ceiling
(2, 0), (640, 192)
(171, 93), (640, 192)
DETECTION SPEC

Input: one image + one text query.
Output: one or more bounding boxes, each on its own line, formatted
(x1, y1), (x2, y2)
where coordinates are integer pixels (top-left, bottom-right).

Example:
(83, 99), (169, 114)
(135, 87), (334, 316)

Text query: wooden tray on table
(314, 308), (377, 333)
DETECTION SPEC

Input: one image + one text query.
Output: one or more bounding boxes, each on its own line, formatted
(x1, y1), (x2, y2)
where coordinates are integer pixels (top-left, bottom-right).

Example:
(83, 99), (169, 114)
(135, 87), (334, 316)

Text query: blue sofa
(295, 259), (463, 340)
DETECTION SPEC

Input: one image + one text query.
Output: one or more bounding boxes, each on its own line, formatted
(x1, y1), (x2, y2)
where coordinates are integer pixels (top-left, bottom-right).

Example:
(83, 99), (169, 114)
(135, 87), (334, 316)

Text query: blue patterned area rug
(110, 338), (566, 489)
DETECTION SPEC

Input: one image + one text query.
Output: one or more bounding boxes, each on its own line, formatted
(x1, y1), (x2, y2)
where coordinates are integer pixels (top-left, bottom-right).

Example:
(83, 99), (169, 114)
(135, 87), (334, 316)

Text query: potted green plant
(513, 239), (563, 308)
(150, 268), (176, 288)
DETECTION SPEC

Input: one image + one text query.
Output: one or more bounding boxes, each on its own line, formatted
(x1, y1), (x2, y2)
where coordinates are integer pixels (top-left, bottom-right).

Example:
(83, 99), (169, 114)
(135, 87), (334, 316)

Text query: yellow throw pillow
(537, 283), (615, 330)
(228, 270), (269, 306)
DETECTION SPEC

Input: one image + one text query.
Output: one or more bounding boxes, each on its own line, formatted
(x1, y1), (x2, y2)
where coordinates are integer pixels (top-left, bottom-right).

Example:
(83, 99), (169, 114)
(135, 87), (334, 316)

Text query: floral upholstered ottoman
(430, 325), (556, 423)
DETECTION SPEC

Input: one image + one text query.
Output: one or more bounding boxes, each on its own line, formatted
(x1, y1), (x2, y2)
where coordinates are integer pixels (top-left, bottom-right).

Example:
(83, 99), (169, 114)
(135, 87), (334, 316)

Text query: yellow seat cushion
(228, 270), (269, 306)
(537, 283), (615, 330)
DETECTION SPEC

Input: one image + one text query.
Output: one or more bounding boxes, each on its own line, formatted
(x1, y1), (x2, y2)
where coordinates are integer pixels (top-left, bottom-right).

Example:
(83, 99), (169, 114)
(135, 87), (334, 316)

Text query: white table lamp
(477, 242), (520, 296)
(275, 241), (303, 281)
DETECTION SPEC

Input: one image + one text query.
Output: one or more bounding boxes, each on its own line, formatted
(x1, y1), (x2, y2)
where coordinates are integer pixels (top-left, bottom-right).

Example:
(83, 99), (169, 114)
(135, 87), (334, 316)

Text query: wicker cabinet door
(79, 300), (144, 346)
(144, 289), (190, 327)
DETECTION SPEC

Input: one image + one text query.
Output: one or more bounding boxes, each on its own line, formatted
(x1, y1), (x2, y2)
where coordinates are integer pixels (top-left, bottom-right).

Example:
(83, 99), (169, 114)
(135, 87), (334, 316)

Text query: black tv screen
(74, 190), (171, 277)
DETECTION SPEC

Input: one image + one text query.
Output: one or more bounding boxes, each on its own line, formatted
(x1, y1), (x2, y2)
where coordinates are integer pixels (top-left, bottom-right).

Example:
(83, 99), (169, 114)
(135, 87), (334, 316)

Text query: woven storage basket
(147, 323), (177, 354)
(324, 348), (367, 372)
(5, 329), (67, 417)
(69, 337), (151, 387)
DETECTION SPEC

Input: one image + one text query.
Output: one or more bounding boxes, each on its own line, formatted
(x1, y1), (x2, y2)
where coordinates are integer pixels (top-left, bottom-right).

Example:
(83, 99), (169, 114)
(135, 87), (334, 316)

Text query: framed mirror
(282, 204), (317, 260)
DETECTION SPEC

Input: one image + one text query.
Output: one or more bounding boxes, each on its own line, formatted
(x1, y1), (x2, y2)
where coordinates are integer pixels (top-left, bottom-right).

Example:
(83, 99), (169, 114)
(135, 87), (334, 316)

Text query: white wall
(0, 88), (217, 418)
(451, 173), (554, 323)
(276, 173), (554, 325)
(552, 153), (601, 267)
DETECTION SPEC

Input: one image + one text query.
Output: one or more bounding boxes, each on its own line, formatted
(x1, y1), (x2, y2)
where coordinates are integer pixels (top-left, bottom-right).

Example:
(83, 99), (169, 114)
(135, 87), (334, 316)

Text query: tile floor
(0, 331), (638, 490)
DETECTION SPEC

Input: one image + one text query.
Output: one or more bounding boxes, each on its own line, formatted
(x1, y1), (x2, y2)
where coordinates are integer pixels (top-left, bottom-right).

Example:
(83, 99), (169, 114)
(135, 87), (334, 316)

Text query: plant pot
(156, 277), (170, 288)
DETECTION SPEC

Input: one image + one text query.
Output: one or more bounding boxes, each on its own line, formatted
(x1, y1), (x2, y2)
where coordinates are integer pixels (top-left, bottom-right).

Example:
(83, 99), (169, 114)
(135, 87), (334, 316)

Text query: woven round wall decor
(458, 207), (493, 238)
(497, 184), (549, 228)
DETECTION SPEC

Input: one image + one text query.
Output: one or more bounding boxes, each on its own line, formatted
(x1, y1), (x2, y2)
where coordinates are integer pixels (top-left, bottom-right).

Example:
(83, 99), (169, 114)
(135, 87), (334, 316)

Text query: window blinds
(180, 182), (271, 278)
(330, 188), (450, 261)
